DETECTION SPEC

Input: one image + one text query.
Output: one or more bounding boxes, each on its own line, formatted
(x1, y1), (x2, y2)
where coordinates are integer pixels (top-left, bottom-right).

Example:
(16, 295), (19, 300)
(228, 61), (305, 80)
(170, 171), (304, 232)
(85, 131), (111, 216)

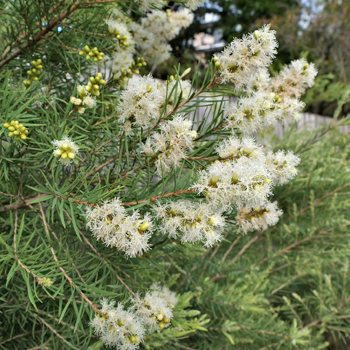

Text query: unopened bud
(139, 222), (150, 231)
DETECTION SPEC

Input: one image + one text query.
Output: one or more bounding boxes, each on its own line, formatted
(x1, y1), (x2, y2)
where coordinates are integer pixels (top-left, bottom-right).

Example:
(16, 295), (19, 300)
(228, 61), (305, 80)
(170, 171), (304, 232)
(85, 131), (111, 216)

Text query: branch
(0, 1), (83, 69)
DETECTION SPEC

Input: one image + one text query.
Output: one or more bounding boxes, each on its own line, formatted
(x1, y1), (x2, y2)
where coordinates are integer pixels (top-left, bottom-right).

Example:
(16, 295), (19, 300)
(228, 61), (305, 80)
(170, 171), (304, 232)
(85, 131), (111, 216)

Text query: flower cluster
(85, 198), (153, 258)
(117, 75), (163, 131)
(217, 26), (317, 132)
(91, 285), (177, 349)
(214, 25), (278, 90)
(118, 74), (192, 132)
(79, 45), (104, 62)
(131, 285), (177, 332)
(192, 157), (273, 209)
(235, 201), (283, 233)
(3, 120), (28, 141)
(52, 136), (78, 165)
(23, 59), (43, 87)
(265, 150), (300, 185)
(91, 300), (145, 350)
(37, 277), (53, 287)
(131, 9), (194, 65)
(143, 115), (197, 175)
(271, 59), (317, 98)
(154, 200), (226, 247)
(70, 73), (105, 113)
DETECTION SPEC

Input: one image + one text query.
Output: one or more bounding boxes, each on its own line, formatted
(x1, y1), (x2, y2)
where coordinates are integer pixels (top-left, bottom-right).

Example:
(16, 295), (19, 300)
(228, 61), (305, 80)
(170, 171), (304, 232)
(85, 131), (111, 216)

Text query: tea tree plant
(2, 1), (347, 349)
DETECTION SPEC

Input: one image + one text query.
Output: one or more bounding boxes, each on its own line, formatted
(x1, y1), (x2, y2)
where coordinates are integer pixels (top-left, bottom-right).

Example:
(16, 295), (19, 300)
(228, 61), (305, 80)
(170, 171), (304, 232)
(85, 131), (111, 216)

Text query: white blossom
(184, 0), (205, 10)
(150, 283), (178, 308)
(131, 289), (175, 332)
(265, 150), (300, 185)
(52, 136), (78, 165)
(272, 59), (317, 98)
(214, 25), (278, 91)
(192, 157), (273, 208)
(117, 75), (163, 129)
(111, 49), (135, 80)
(143, 115), (197, 175)
(236, 201), (283, 233)
(154, 200), (226, 247)
(91, 299), (145, 350)
(225, 92), (281, 134)
(216, 136), (265, 161)
(85, 199), (153, 258)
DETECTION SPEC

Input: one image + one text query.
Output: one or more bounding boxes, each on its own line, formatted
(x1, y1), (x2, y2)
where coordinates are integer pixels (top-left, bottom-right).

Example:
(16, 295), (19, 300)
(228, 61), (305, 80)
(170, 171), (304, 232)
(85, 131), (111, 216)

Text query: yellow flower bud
(159, 322), (165, 329)
(8, 126), (15, 132)
(8, 132), (14, 137)
(157, 313), (164, 321)
(130, 335), (139, 344)
(3, 122), (9, 128)
(164, 318), (170, 323)
(20, 134), (27, 140)
(139, 222), (150, 231)
(68, 152), (75, 159)
(61, 143), (69, 151)
(61, 152), (68, 159)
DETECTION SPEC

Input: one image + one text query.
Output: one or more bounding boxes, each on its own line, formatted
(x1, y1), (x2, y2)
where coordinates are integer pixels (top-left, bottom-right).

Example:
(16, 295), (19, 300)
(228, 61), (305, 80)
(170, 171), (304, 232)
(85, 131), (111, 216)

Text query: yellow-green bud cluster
(213, 57), (221, 69)
(79, 45), (104, 62)
(53, 142), (76, 161)
(156, 312), (171, 329)
(37, 277), (53, 287)
(108, 29), (129, 48)
(85, 73), (106, 96)
(3, 120), (28, 141)
(115, 57), (146, 87)
(23, 59), (43, 87)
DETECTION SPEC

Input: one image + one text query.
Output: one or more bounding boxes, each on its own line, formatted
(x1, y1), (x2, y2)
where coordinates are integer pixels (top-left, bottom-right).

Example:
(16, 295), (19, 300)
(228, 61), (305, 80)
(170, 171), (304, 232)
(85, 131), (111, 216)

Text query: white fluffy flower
(91, 299), (145, 350)
(150, 283), (178, 308)
(83, 95), (96, 108)
(245, 68), (271, 94)
(278, 97), (306, 124)
(106, 19), (130, 38)
(131, 290), (175, 333)
(265, 150), (300, 185)
(143, 115), (197, 175)
(192, 157), (273, 208)
(184, 0), (205, 10)
(154, 200), (226, 247)
(214, 25), (278, 91)
(171, 8), (194, 28)
(111, 49), (135, 80)
(85, 199), (153, 258)
(216, 136), (265, 161)
(52, 136), (78, 165)
(142, 42), (172, 66)
(133, 9), (194, 65)
(130, 22), (155, 50)
(272, 59), (317, 98)
(117, 75), (163, 128)
(236, 201), (283, 233)
(225, 92), (280, 134)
